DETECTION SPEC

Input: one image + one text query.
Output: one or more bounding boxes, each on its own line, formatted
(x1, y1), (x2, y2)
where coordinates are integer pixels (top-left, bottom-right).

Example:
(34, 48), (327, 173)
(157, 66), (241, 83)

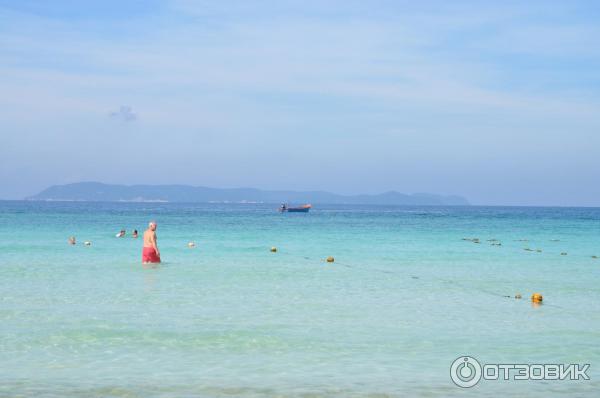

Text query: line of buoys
(462, 238), (480, 243)
(273, 247), (554, 308)
(464, 236), (590, 258)
(60, 235), (567, 310)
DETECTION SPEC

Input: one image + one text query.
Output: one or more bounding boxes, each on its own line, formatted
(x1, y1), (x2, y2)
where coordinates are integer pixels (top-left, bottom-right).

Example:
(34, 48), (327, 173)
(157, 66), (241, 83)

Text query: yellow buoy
(531, 293), (543, 303)
(326, 256), (335, 263)
(270, 247), (277, 252)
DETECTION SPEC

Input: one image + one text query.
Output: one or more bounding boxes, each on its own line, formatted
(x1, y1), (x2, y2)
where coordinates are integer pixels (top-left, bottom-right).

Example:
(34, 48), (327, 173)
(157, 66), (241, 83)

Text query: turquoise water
(1, 201), (599, 397)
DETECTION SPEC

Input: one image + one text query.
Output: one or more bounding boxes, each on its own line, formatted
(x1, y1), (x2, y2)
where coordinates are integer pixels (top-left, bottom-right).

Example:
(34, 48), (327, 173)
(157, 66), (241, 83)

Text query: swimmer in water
(68, 236), (76, 245)
(116, 229), (126, 238)
(132, 229), (138, 238)
(142, 221), (161, 264)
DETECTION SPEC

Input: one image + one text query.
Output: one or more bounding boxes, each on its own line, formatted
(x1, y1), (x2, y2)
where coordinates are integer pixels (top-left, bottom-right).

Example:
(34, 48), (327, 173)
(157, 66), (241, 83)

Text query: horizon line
(3, 199), (600, 209)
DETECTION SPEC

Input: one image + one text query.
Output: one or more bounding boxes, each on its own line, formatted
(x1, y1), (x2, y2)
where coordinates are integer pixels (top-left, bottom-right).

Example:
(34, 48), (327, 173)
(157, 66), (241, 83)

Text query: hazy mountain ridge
(27, 182), (469, 205)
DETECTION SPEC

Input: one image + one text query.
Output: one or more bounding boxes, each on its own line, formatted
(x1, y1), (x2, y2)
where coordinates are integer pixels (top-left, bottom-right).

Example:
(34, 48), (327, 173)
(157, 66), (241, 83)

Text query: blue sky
(1, 1), (599, 205)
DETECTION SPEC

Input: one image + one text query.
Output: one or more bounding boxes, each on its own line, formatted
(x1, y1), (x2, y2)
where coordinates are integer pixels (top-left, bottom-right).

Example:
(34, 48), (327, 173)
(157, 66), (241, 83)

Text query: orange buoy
(531, 293), (543, 303)
(326, 256), (335, 263)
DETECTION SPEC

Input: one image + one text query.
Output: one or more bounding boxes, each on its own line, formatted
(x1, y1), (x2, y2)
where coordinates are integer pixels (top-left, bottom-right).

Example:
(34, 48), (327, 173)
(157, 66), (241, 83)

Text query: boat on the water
(279, 203), (311, 213)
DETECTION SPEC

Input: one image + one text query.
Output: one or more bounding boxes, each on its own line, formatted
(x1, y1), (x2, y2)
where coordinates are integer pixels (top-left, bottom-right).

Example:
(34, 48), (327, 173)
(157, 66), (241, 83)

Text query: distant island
(26, 182), (469, 206)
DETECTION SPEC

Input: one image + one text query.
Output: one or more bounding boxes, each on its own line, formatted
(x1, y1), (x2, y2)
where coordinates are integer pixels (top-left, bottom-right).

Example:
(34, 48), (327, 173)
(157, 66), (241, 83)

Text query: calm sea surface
(0, 201), (599, 397)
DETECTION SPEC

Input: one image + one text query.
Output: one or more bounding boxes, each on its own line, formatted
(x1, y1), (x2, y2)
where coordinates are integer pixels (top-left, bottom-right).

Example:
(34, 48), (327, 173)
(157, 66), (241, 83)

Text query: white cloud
(110, 105), (137, 122)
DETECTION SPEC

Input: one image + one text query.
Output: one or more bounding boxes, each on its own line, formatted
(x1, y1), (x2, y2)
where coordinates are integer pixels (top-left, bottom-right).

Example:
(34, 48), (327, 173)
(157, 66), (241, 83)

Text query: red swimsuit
(142, 247), (161, 263)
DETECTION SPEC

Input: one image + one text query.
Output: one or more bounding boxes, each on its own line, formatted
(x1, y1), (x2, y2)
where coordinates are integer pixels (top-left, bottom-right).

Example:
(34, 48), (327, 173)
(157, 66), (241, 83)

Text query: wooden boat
(279, 204), (311, 213)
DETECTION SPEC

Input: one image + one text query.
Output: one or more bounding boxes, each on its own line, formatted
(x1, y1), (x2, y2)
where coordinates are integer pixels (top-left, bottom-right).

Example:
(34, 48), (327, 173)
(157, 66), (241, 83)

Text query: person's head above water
(149, 221), (157, 231)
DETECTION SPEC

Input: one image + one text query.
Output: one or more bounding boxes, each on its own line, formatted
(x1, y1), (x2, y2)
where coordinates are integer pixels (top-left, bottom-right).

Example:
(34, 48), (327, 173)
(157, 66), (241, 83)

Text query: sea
(0, 201), (599, 397)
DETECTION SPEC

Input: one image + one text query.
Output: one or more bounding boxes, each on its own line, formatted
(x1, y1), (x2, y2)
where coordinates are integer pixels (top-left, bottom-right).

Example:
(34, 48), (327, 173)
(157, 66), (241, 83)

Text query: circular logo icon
(450, 356), (482, 388)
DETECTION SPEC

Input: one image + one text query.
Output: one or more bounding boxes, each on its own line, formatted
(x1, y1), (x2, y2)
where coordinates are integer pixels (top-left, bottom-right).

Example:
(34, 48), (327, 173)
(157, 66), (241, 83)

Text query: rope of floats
(77, 233), (582, 308)
(269, 245), (567, 308)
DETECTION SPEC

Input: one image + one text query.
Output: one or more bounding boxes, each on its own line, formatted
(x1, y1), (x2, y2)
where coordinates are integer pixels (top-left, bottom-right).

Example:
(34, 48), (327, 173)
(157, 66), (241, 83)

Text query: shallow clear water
(0, 201), (599, 397)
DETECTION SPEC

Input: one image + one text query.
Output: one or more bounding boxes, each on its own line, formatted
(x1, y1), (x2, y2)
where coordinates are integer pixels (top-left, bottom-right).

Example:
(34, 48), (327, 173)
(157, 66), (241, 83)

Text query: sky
(0, 0), (599, 206)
